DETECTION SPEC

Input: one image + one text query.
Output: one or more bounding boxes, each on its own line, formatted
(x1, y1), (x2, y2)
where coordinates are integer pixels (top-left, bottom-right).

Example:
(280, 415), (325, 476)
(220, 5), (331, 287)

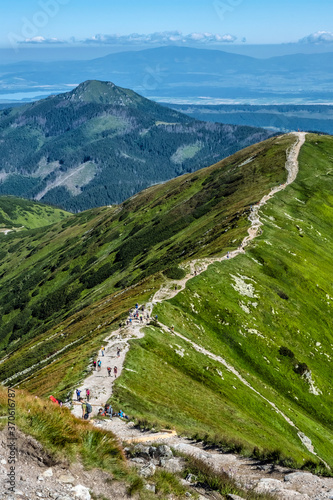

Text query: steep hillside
(0, 196), (70, 231)
(0, 133), (332, 471)
(0, 80), (271, 211)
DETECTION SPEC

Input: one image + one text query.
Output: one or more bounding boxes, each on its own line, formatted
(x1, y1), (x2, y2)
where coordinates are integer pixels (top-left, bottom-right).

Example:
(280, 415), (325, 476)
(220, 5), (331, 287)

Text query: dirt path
(70, 132), (333, 497)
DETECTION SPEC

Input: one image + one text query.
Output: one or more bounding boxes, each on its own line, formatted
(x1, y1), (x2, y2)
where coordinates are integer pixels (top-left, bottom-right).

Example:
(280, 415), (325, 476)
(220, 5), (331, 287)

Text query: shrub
(164, 266), (186, 280)
(293, 363), (309, 376)
(279, 346), (295, 358)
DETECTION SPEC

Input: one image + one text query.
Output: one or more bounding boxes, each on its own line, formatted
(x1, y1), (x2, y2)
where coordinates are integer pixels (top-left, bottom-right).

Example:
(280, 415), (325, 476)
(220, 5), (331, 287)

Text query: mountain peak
(67, 80), (143, 106)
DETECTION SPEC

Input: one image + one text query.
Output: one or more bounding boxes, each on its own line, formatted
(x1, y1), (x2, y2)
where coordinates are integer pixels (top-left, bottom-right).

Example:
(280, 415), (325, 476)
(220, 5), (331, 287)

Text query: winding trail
(71, 133), (333, 495)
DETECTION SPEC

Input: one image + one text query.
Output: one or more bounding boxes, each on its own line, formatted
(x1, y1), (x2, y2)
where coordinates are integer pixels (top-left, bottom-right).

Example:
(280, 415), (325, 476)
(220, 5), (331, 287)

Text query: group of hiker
(76, 388), (90, 401)
(127, 304), (150, 324)
(79, 398), (128, 421)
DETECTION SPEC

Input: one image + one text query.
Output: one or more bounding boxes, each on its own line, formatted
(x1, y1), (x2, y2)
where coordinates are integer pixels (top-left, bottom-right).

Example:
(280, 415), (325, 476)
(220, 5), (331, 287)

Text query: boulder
(133, 444), (151, 460)
(284, 472), (314, 482)
(163, 458), (183, 473)
(43, 468), (53, 477)
(72, 484), (91, 500)
(156, 444), (173, 459)
(144, 483), (156, 493)
(58, 473), (75, 484)
(139, 463), (156, 478)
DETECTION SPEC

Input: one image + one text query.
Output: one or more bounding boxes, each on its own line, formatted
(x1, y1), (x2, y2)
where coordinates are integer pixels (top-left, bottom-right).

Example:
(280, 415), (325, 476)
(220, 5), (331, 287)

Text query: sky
(1, 0), (333, 53)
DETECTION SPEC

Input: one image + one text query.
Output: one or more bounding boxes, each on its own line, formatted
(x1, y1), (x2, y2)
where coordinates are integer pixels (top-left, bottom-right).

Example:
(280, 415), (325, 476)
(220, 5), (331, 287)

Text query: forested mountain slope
(0, 80), (271, 211)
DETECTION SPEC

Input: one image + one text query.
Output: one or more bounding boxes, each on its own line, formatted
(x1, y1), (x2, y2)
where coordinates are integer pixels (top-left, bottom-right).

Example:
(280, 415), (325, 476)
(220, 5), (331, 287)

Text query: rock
(139, 463), (156, 478)
(43, 468), (53, 477)
(185, 474), (197, 483)
(131, 457), (145, 464)
(134, 444), (151, 460)
(149, 446), (157, 458)
(163, 458), (183, 473)
(144, 483), (156, 493)
(156, 444), (173, 459)
(38, 475), (45, 481)
(226, 495), (245, 500)
(58, 474), (75, 484)
(1, 459), (6, 465)
(255, 478), (283, 492)
(284, 472), (314, 482)
(72, 484), (91, 500)
(185, 493), (192, 498)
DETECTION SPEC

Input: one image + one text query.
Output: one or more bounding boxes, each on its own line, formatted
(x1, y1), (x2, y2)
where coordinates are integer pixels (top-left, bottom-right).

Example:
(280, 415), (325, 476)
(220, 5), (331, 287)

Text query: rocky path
(70, 132), (333, 498)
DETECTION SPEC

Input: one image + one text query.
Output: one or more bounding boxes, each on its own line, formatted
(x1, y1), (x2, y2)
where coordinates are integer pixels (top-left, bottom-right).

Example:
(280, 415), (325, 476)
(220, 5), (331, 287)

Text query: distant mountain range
(0, 80), (271, 211)
(1, 46), (333, 104)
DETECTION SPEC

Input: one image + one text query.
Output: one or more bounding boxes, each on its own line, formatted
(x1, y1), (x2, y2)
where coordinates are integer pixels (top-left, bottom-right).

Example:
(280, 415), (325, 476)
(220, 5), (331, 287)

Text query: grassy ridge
(113, 134), (333, 468)
(0, 135), (294, 400)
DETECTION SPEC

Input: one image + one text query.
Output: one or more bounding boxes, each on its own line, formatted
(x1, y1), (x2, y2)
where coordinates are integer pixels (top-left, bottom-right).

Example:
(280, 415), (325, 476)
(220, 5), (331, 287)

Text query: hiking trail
(71, 133), (333, 497)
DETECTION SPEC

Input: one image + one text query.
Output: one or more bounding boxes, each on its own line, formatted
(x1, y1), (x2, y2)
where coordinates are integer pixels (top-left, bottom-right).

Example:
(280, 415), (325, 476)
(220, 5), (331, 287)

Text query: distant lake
(0, 90), (64, 102)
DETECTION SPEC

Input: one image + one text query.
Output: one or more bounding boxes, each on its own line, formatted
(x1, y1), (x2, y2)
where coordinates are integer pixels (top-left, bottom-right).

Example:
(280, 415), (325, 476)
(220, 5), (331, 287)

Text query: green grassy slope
(2, 133), (332, 470)
(0, 135), (293, 397)
(0, 196), (70, 230)
(113, 134), (333, 469)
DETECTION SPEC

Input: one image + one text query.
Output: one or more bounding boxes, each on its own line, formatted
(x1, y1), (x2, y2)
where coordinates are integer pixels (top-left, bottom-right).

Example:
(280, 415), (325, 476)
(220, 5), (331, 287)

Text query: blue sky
(2, 0), (333, 48)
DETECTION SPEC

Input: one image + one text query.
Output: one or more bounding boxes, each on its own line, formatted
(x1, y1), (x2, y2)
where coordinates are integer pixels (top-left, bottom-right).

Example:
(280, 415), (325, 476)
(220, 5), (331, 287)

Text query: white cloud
(19, 36), (65, 44)
(299, 31), (333, 44)
(83, 31), (237, 46)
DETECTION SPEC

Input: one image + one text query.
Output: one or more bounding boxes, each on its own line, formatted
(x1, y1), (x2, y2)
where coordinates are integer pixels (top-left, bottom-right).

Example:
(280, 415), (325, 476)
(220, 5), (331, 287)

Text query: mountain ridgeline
(0, 133), (333, 470)
(0, 80), (271, 211)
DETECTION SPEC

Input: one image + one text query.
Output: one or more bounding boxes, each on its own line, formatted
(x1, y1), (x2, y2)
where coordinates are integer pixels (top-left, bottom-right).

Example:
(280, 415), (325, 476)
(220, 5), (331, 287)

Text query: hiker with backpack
(76, 389), (81, 401)
(97, 359), (102, 371)
(86, 388), (90, 401)
(114, 366), (118, 378)
(105, 404), (113, 420)
(107, 366), (112, 377)
(93, 360), (97, 370)
(80, 397), (92, 420)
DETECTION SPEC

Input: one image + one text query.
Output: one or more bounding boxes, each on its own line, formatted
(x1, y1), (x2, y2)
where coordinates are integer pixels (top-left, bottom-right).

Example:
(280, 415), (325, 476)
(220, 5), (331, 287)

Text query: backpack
(86, 403), (92, 414)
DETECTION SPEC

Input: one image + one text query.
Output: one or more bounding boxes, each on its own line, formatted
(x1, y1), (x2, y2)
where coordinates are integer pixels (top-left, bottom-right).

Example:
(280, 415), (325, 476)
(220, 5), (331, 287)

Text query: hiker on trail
(105, 404), (113, 419)
(93, 360), (97, 370)
(171, 325), (174, 331)
(114, 366), (118, 378)
(98, 408), (105, 416)
(129, 318), (132, 324)
(117, 348), (121, 358)
(101, 346), (105, 357)
(140, 315), (143, 322)
(107, 366), (112, 376)
(135, 303), (139, 309)
(80, 398), (92, 420)
(227, 251), (229, 259)
(97, 359), (102, 371)
(155, 315), (158, 320)
(86, 389), (90, 401)
(76, 389), (81, 401)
